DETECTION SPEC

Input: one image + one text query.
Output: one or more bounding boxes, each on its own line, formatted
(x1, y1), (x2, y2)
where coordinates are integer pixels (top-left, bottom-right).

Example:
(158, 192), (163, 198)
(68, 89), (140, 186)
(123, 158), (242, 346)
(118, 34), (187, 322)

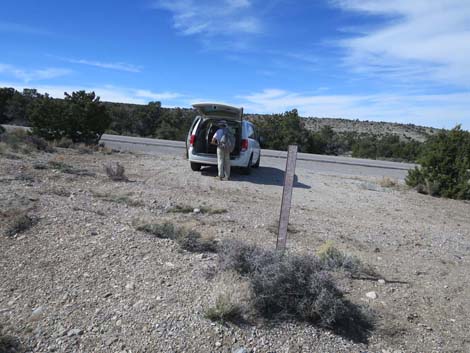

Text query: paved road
(101, 134), (415, 180)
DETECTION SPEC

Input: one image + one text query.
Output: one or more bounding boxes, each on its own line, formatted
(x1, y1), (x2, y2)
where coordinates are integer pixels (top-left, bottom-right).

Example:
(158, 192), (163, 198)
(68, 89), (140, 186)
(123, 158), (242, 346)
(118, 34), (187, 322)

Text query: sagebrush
(216, 240), (374, 339)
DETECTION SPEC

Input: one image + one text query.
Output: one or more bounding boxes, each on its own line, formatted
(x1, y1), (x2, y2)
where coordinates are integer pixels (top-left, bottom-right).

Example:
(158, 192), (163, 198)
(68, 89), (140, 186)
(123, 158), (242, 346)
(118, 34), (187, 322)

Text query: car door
(247, 123), (260, 164)
(186, 115), (201, 158)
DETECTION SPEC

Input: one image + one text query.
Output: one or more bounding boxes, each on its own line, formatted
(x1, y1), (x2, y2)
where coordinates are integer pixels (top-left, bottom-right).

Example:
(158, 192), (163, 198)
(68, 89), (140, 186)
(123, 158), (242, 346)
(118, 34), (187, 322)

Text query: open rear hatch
(192, 103), (243, 121)
(191, 103), (243, 157)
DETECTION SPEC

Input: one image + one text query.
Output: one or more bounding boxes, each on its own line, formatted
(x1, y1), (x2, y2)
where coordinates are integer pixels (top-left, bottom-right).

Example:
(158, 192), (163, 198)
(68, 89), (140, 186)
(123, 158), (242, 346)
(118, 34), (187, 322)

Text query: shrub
(24, 135), (54, 153)
(0, 323), (21, 353)
(48, 161), (95, 176)
(217, 240), (374, 337)
(204, 272), (250, 323)
(406, 125), (470, 199)
(135, 221), (218, 253)
(5, 213), (36, 236)
(55, 137), (74, 148)
(104, 162), (128, 181)
(378, 177), (399, 188)
(316, 241), (373, 278)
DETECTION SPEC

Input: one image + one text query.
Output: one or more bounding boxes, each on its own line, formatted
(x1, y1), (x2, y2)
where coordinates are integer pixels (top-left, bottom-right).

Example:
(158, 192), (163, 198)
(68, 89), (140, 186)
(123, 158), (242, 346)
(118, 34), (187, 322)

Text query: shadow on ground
(201, 166), (311, 189)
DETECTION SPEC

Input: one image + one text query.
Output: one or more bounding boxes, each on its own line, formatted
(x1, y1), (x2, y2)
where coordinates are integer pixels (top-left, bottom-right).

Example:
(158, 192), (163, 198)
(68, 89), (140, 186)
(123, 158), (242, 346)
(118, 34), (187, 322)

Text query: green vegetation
(250, 110), (423, 161)
(0, 86), (430, 161)
(406, 125), (470, 199)
(29, 91), (111, 144)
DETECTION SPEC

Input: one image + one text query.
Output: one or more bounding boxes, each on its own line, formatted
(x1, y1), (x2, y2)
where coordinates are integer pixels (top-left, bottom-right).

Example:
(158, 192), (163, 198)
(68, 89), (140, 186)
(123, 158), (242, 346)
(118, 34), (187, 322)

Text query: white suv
(186, 103), (261, 174)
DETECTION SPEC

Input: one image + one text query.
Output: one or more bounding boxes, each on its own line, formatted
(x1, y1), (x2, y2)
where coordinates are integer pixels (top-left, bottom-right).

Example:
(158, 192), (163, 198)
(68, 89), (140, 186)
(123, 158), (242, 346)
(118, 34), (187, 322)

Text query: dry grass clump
(0, 130), (54, 154)
(316, 241), (375, 278)
(205, 271), (251, 323)
(48, 160), (95, 176)
(92, 191), (143, 207)
(5, 213), (37, 237)
(379, 177), (399, 188)
(135, 221), (218, 253)
(104, 162), (128, 181)
(168, 204), (227, 215)
(215, 240), (374, 340)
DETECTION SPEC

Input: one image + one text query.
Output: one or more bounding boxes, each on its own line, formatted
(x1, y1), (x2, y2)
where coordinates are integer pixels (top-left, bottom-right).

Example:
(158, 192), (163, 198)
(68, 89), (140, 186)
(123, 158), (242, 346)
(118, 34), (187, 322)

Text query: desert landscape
(1, 143), (469, 353)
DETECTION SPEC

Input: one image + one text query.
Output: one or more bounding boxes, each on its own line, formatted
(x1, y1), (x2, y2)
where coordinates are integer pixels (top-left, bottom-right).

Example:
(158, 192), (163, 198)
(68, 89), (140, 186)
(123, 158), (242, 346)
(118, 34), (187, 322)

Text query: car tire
(254, 154), (260, 168)
(190, 162), (202, 171)
(241, 154), (253, 175)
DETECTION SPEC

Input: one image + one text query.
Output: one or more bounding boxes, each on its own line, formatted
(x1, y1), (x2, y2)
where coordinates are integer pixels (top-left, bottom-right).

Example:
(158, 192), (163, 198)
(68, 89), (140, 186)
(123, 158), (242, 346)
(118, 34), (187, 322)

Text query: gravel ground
(1, 147), (469, 353)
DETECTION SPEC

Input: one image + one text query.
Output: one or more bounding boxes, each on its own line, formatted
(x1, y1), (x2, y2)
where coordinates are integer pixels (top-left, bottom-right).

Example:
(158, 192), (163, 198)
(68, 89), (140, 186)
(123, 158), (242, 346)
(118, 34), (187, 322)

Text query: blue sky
(1, 0), (469, 129)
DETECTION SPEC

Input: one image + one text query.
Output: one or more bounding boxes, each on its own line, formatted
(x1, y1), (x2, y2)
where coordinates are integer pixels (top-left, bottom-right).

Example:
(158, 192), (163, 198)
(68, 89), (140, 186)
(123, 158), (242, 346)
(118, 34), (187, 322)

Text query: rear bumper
(188, 147), (250, 167)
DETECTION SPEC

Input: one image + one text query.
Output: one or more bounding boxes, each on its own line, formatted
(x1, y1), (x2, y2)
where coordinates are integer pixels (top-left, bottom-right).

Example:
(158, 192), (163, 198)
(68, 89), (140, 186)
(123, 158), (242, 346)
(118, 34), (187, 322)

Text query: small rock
(116, 320), (122, 327)
(378, 279), (386, 285)
(90, 230), (98, 236)
(215, 341), (222, 347)
(233, 348), (248, 353)
(67, 329), (83, 337)
(103, 292), (112, 298)
(125, 282), (135, 290)
(30, 306), (45, 321)
(366, 291), (378, 299)
(165, 262), (175, 268)
(193, 208), (201, 214)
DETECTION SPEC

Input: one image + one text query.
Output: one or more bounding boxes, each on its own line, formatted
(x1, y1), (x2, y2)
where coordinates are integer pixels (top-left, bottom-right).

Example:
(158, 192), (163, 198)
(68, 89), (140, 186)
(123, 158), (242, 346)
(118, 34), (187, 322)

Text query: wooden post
(276, 145), (298, 250)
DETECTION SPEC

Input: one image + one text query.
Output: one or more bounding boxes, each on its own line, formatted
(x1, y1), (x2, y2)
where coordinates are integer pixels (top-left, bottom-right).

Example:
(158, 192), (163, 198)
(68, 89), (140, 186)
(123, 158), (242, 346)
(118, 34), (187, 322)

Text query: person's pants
(217, 147), (231, 179)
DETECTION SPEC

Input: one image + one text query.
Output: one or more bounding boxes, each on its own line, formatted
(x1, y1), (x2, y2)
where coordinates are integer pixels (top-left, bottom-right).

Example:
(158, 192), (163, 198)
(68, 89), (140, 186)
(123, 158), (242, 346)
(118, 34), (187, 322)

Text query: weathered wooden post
(276, 144), (298, 250)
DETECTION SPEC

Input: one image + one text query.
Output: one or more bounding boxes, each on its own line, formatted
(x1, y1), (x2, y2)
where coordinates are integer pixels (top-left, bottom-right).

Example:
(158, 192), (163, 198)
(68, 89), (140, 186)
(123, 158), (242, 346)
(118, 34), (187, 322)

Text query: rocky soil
(1, 146), (469, 353)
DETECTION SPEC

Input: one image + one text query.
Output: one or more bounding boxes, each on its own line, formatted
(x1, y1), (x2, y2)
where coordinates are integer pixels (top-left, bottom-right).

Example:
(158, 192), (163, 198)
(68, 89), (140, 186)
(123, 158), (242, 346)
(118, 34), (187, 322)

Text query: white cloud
(0, 82), (185, 105)
(333, 0), (470, 86)
(154, 0), (261, 36)
(238, 88), (470, 129)
(134, 89), (182, 100)
(0, 63), (71, 82)
(62, 58), (142, 73)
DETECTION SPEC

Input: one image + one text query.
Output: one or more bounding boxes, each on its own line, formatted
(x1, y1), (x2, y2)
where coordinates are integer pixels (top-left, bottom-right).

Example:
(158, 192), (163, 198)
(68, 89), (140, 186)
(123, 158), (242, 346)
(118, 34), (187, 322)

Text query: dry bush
(5, 213), (37, 237)
(135, 221), (218, 253)
(24, 135), (55, 153)
(0, 323), (21, 353)
(379, 177), (399, 188)
(217, 240), (374, 340)
(92, 191), (143, 207)
(316, 241), (374, 278)
(54, 137), (74, 148)
(48, 160), (95, 176)
(205, 271), (251, 323)
(104, 162), (128, 181)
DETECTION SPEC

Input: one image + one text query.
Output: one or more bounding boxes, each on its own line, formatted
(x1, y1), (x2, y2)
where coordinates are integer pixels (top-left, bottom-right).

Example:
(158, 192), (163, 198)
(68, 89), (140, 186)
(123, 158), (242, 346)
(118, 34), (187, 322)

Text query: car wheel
(254, 154), (260, 168)
(241, 154), (253, 175)
(190, 162), (202, 171)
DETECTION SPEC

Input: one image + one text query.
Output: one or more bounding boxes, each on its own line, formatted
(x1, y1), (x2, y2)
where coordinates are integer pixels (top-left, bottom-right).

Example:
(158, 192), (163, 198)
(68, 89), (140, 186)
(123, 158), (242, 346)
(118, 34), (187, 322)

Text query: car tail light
(241, 139), (248, 151)
(189, 134), (196, 146)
